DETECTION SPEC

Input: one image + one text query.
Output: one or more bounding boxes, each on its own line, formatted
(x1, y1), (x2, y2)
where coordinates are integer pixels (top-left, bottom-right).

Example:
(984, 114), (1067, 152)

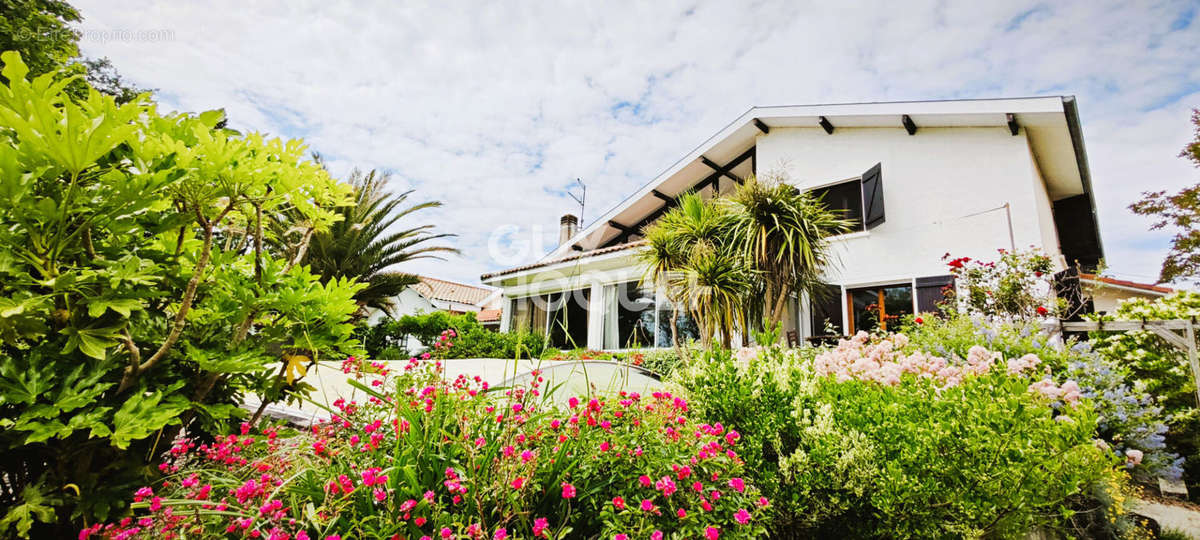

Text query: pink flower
(650, 531), (663, 540)
(533, 517), (549, 537)
(511, 477), (525, 490)
(725, 430), (740, 445)
(676, 508), (687, 519)
(1126, 449), (1144, 466)
(614, 535), (628, 540)
(638, 475), (652, 488)
(373, 488), (387, 502)
(440, 527), (453, 539)
(728, 477), (745, 493)
(757, 497), (769, 507)
(640, 499), (655, 512)
(493, 529), (508, 540)
(561, 482), (576, 499)
(612, 496), (626, 510)
(705, 527), (720, 540)
(734, 508), (751, 525)
(568, 397), (580, 409)
(520, 450), (535, 463)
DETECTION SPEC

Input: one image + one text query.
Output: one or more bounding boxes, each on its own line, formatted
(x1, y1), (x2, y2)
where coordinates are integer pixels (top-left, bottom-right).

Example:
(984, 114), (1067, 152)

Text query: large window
(655, 301), (700, 348)
(607, 282), (656, 349)
(510, 296), (548, 335)
(547, 289), (590, 349)
(808, 283), (843, 337)
(810, 179), (864, 231)
(847, 284), (913, 333)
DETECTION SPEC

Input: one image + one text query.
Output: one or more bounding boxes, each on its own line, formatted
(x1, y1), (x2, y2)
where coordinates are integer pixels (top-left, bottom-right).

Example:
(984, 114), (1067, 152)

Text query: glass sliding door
(846, 283), (913, 333)
(547, 288), (589, 349)
(808, 283), (843, 337)
(607, 281), (656, 349)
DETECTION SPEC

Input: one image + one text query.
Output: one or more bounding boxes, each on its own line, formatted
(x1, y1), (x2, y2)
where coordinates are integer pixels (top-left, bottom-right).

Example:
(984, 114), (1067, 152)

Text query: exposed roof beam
(570, 244), (584, 252)
(818, 116), (834, 134)
(1006, 113), (1019, 136)
(607, 220), (638, 235)
(753, 118), (770, 134)
(651, 189), (673, 202)
(699, 155), (745, 185)
(901, 114), (917, 135)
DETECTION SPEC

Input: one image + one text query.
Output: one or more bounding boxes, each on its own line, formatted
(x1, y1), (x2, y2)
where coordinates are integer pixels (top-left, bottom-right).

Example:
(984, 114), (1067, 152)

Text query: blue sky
(74, 0), (1200, 286)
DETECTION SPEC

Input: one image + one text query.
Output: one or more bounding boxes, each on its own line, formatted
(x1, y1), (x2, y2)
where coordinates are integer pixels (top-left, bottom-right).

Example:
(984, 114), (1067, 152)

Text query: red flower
(1036, 306), (1049, 316)
(914, 317), (924, 324)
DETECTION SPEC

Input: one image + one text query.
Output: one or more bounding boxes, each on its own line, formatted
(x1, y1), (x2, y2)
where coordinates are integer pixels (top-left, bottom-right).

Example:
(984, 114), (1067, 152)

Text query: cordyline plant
(85, 331), (770, 539)
(0, 51), (363, 536)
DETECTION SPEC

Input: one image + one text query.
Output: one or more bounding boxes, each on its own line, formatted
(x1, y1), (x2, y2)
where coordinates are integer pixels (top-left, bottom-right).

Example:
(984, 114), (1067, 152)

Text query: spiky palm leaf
(299, 169), (458, 317)
(724, 174), (851, 326)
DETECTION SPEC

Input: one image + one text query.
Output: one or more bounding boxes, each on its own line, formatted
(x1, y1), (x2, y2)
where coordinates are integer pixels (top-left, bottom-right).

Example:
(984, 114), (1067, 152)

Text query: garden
(1, 41), (1200, 540)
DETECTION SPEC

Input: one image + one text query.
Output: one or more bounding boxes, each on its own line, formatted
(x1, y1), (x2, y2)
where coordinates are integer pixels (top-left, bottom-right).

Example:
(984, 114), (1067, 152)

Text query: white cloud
(72, 0), (1200, 285)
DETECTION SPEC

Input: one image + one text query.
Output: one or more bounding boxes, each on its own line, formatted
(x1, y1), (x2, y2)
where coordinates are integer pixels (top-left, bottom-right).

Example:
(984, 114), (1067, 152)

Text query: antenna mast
(567, 178), (587, 226)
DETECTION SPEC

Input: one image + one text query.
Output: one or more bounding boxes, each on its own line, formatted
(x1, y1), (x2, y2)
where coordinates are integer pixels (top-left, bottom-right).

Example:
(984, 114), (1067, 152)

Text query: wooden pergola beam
(901, 114), (917, 135)
(1006, 113), (1020, 136)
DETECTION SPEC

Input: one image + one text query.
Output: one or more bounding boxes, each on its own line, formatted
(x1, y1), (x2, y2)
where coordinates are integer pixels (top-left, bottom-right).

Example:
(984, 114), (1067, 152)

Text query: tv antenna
(567, 178), (587, 226)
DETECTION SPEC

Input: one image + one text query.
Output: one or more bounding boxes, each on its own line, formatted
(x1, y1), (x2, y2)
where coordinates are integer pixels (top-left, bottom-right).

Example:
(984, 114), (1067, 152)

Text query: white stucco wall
(754, 126), (1062, 286)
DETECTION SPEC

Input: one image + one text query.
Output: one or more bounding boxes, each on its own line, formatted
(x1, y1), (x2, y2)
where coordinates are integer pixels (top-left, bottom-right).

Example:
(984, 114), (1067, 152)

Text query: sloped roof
(479, 240), (648, 281)
(477, 309), (502, 323)
(413, 276), (496, 306)
(1080, 273), (1173, 295)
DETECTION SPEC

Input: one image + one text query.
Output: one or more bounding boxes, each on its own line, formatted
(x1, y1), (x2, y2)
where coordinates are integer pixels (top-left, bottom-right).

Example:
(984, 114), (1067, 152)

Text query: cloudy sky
(73, 1), (1199, 287)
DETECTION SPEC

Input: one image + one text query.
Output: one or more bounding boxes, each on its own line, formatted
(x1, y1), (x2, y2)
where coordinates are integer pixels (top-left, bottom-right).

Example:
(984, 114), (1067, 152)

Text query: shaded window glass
(810, 180), (864, 231)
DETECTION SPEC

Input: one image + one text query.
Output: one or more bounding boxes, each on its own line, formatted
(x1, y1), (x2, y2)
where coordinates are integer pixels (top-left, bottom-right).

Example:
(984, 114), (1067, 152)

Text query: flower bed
(85, 349), (768, 539)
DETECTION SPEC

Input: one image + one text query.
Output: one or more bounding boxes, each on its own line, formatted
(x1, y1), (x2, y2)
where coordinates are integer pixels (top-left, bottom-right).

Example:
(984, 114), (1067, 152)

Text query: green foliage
(944, 248), (1060, 320)
(724, 173), (851, 325)
(903, 312), (1181, 481)
(361, 311), (547, 360)
(670, 343), (1118, 539)
(1091, 291), (1200, 498)
(0, 51), (362, 536)
(0, 0), (81, 81)
(640, 175), (846, 348)
(290, 168), (457, 318)
(1130, 109), (1200, 283)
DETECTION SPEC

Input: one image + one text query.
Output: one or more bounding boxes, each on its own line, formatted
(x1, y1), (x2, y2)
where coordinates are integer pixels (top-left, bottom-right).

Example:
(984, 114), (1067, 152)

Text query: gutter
(1062, 96), (1106, 262)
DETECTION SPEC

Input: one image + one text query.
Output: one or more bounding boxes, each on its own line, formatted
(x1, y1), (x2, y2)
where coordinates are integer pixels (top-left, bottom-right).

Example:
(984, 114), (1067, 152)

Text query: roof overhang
(483, 96), (1100, 281)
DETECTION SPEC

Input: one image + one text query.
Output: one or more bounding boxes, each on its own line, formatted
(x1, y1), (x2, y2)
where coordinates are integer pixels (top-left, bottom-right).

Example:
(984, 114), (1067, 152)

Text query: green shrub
(671, 339), (1118, 539)
(87, 348), (770, 539)
(902, 313), (1181, 481)
(361, 312), (547, 360)
(1090, 291), (1200, 498)
(0, 52), (361, 536)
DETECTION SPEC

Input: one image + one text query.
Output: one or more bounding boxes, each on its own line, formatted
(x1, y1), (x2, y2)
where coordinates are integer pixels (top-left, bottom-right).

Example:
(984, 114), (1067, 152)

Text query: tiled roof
(480, 240), (648, 281)
(477, 309), (502, 323)
(1080, 273), (1174, 294)
(413, 276), (497, 306)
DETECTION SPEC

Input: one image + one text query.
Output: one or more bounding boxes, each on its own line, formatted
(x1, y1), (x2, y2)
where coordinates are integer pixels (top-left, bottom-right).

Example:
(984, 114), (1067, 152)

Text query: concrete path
(1135, 498), (1200, 536)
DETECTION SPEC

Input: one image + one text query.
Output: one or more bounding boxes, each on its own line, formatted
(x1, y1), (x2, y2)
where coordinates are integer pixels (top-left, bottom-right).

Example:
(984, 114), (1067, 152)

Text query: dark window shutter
(861, 163), (884, 229)
(915, 275), (953, 314)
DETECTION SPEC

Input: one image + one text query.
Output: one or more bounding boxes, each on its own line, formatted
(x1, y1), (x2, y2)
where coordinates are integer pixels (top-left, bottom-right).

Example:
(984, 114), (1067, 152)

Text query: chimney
(559, 214), (579, 246)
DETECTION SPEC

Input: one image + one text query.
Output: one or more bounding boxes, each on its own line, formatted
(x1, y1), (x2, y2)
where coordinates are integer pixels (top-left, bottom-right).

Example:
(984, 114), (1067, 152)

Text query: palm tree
(640, 193), (751, 348)
(292, 168), (458, 317)
(724, 173), (850, 327)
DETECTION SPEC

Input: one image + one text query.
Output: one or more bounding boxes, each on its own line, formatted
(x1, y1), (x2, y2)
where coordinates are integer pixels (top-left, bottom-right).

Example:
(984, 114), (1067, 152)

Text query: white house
(481, 97), (1106, 349)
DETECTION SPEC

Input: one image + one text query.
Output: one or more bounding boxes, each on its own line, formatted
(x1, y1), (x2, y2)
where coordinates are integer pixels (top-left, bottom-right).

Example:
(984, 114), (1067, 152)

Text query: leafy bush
(671, 336), (1119, 539)
(1090, 291), (1200, 497)
(903, 313), (1181, 481)
(0, 52), (361, 536)
(943, 248), (1060, 319)
(85, 349), (770, 539)
(362, 311), (547, 360)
